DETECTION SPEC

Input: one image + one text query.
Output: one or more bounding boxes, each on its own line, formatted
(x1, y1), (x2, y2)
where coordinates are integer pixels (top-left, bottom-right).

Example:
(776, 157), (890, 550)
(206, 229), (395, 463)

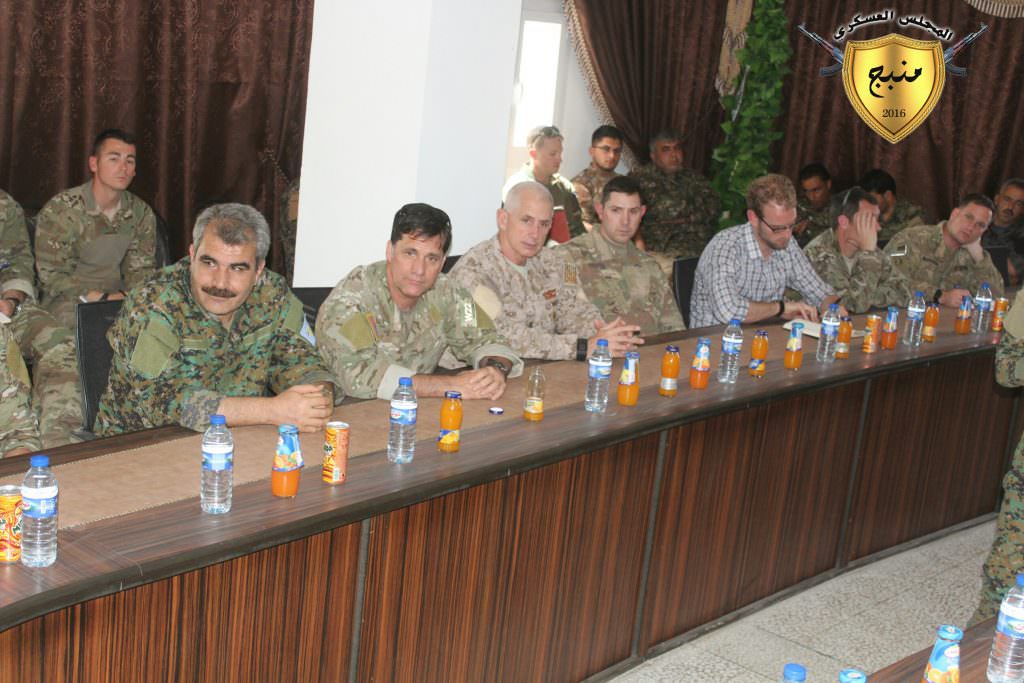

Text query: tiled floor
(611, 520), (995, 682)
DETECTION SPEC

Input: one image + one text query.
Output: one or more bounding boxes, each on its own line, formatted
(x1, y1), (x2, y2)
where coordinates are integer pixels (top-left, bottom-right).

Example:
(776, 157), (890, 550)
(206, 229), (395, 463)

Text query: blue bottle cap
(278, 424), (298, 434)
(1016, 573), (1024, 587)
(729, 318), (741, 325)
(792, 322), (804, 331)
(936, 624), (963, 641)
(665, 344), (679, 352)
(829, 303), (838, 311)
(210, 414), (226, 425)
(29, 455), (50, 468)
(983, 281), (990, 287)
(444, 391), (462, 399)
(838, 669), (866, 682)
(399, 376), (413, 386)
(596, 339), (609, 347)
(915, 291), (924, 297)
(783, 663), (806, 681)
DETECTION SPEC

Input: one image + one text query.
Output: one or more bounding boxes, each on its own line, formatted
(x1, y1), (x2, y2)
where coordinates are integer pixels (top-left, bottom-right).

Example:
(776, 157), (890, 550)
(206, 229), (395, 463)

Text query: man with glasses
(803, 187), (912, 314)
(502, 125), (584, 242)
(884, 193), (1004, 306)
(571, 125), (624, 232)
(690, 174), (842, 328)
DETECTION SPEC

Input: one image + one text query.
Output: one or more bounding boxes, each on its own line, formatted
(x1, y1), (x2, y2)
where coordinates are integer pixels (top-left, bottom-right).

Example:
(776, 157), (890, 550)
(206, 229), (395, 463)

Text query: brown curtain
(0, 1), (314, 273)
(565, 0), (729, 173)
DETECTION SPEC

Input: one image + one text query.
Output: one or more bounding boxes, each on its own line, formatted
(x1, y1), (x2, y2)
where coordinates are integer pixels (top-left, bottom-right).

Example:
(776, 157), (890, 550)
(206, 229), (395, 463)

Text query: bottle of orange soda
(659, 345), (681, 397)
(438, 391), (462, 452)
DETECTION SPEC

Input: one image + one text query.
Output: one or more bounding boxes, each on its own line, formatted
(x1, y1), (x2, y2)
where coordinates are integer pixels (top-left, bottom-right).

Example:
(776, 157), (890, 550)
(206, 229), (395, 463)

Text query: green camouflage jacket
(884, 222), (1004, 297)
(628, 164), (720, 259)
(804, 229), (913, 313)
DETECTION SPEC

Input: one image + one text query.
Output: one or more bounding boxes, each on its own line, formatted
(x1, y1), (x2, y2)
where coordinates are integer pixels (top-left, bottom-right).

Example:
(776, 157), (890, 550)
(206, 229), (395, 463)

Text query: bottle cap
(983, 282), (990, 287)
(210, 414), (226, 425)
(1017, 573), (1024, 587)
(665, 344), (679, 352)
(278, 424), (298, 434)
(29, 455), (49, 468)
(729, 318), (741, 325)
(782, 663), (806, 681)
(936, 624), (962, 641)
(488, 406), (504, 415)
(915, 291), (924, 297)
(792, 322), (804, 331)
(444, 391), (462, 399)
(596, 339), (608, 347)
(839, 670), (866, 682)
(399, 376), (413, 386)
(829, 303), (838, 310)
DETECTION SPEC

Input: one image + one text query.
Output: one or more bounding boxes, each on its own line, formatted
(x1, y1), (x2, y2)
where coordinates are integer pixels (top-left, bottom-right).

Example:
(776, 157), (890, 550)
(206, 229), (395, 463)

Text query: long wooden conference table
(0, 314), (1019, 681)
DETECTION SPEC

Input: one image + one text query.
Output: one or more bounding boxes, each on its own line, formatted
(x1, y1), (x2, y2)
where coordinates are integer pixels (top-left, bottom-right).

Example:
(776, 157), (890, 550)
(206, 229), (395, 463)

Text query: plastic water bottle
(584, 339), (612, 413)
(21, 455), (58, 567)
(973, 282), (994, 333)
(837, 669), (866, 682)
(988, 573), (1024, 682)
(717, 318), (743, 383)
(780, 662), (806, 681)
(902, 290), (926, 347)
(817, 303), (840, 362)
(387, 377), (417, 464)
(200, 414), (233, 514)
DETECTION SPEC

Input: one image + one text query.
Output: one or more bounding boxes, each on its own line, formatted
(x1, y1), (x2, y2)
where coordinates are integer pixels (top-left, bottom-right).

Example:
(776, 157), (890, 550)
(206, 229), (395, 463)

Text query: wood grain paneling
(357, 435), (660, 683)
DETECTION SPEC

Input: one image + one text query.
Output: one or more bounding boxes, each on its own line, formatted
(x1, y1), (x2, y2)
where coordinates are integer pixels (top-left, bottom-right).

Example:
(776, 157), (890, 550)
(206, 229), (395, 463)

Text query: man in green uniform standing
(571, 125), (624, 232)
(502, 125), (584, 242)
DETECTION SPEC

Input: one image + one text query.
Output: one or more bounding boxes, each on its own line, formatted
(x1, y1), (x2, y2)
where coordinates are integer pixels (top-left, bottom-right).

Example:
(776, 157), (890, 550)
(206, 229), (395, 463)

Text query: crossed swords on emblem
(798, 23), (988, 77)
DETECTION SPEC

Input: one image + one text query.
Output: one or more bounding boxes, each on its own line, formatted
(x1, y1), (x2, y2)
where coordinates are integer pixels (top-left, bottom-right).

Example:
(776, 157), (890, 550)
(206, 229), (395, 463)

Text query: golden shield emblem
(841, 34), (945, 144)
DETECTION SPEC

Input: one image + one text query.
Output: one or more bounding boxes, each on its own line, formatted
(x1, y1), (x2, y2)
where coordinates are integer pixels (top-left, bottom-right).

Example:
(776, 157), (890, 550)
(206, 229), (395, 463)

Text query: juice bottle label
(660, 377), (678, 391)
(836, 342), (850, 355)
(524, 397), (544, 414)
(786, 335), (801, 352)
(619, 359), (637, 385)
(922, 325), (936, 338)
(438, 429), (460, 447)
(692, 344), (711, 370)
(748, 358), (765, 372)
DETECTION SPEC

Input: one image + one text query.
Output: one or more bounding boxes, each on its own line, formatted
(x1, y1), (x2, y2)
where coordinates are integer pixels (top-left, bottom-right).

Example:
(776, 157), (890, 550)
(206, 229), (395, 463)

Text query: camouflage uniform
(96, 258), (336, 435)
(0, 323), (41, 456)
(558, 228), (684, 335)
(449, 236), (602, 360)
(35, 181), (157, 329)
(982, 221), (1024, 280)
(973, 299), (1024, 624)
(279, 178), (300, 284)
(803, 229), (913, 313)
(571, 165), (620, 227)
(315, 261), (523, 400)
(884, 222), (1005, 297)
(1, 189), (83, 447)
(878, 197), (926, 242)
(502, 166), (585, 239)
(795, 201), (832, 248)
(628, 164), (721, 260)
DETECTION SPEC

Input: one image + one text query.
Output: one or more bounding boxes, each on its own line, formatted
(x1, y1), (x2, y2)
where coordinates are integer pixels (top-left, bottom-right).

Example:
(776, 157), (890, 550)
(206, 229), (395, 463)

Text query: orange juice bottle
(784, 323), (804, 370)
(618, 352), (640, 406)
(659, 345), (681, 396)
(880, 306), (899, 350)
(955, 295), (972, 334)
(523, 367), (545, 421)
(748, 330), (768, 378)
(438, 391), (462, 452)
(922, 303), (939, 342)
(835, 317), (853, 359)
(689, 337), (711, 390)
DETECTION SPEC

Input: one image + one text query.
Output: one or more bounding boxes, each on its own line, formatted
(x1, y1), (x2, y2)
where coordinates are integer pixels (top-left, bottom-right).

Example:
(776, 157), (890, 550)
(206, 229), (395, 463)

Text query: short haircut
(390, 203), (453, 254)
(193, 203), (271, 262)
(527, 125), (563, 151)
(999, 178), (1024, 195)
(503, 181), (553, 215)
(746, 174), (797, 213)
(92, 128), (136, 156)
(859, 169), (897, 195)
(957, 192), (996, 214)
(648, 129), (683, 152)
(798, 163), (831, 183)
(830, 186), (879, 226)
(600, 175), (645, 206)
(591, 125), (623, 146)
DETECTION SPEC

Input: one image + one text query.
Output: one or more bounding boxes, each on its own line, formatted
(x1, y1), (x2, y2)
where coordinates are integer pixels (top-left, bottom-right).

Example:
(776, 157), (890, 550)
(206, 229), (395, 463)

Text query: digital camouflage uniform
(558, 228), (685, 336)
(803, 229), (913, 313)
(502, 166), (585, 239)
(795, 201), (832, 248)
(884, 222), (1005, 297)
(0, 323), (41, 456)
(878, 197), (926, 242)
(35, 181), (157, 329)
(571, 165), (619, 228)
(449, 235), (602, 360)
(973, 299), (1024, 624)
(315, 260), (523, 400)
(628, 164), (721, 260)
(96, 258), (335, 435)
(1, 189), (83, 447)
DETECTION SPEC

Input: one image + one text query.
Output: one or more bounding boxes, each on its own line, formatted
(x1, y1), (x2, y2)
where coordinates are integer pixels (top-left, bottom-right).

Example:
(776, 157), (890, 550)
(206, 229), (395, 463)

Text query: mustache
(201, 286), (238, 298)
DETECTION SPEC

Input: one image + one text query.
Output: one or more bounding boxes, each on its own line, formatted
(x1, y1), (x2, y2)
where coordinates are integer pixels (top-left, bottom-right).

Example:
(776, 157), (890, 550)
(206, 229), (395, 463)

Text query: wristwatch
(576, 337), (588, 361)
(482, 357), (511, 377)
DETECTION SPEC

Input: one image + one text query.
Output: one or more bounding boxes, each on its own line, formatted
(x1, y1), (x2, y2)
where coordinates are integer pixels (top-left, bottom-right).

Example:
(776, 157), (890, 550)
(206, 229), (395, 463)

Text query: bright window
(511, 20), (563, 145)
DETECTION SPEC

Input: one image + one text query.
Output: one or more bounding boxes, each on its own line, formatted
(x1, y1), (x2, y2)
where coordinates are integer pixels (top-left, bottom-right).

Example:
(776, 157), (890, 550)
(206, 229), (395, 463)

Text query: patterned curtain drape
(0, 1), (315, 274)
(961, 0), (1024, 17)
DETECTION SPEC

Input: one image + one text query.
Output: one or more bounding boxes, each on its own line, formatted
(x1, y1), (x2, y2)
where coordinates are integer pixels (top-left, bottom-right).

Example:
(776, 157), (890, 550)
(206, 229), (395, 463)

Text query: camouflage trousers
(9, 302), (83, 448)
(970, 448), (1024, 626)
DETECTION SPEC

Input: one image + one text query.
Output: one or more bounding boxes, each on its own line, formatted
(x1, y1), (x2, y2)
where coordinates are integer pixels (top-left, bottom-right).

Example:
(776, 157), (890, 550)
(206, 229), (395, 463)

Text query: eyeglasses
(593, 145), (622, 154)
(755, 212), (796, 233)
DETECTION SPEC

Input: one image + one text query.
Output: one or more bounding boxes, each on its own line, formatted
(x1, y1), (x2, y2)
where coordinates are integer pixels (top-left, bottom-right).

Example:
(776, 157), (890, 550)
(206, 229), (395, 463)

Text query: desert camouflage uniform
(972, 299), (1024, 624)
(795, 201), (832, 248)
(571, 165), (620, 227)
(628, 164), (720, 260)
(804, 229), (913, 313)
(878, 198), (926, 242)
(449, 236), (601, 360)
(558, 228), (684, 335)
(96, 258), (336, 435)
(35, 181), (157, 329)
(885, 222), (1005, 297)
(315, 261), (523, 400)
(502, 166), (585, 239)
(1, 189), (83, 446)
(0, 323), (41, 455)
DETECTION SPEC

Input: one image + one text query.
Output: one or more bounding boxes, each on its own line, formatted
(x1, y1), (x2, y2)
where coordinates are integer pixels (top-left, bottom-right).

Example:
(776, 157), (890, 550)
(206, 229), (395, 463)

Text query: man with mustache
(96, 203), (337, 435)
(34, 129), (157, 330)
(981, 178), (1024, 285)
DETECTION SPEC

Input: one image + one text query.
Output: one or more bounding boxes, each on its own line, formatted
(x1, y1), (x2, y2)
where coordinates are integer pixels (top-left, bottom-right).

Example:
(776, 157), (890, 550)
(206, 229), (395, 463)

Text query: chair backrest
(75, 300), (123, 433)
(292, 286), (333, 324)
(154, 211), (172, 267)
(986, 245), (1010, 287)
(672, 256), (700, 328)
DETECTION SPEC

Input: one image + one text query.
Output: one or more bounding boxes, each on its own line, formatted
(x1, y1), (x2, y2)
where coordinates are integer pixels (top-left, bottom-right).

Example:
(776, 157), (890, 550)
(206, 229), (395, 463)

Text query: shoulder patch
(339, 312), (378, 350)
(129, 317), (180, 378)
(472, 285), (502, 321)
(282, 295), (305, 333)
(299, 316), (317, 346)
(459, 300), (477, 328)
(563, 262), (579, 285)
(6, 337), (30, 387)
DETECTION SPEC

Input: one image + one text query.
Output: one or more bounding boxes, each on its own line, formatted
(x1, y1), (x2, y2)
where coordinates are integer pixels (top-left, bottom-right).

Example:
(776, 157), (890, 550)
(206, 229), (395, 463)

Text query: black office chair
(292, 287), (333, 324)
(443, 254), (460, 273)
(672, 257), (700, 328)
(75, 299), (124, 434)
(986, 245), (1011, 288)
(154, 212), (172, 267)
